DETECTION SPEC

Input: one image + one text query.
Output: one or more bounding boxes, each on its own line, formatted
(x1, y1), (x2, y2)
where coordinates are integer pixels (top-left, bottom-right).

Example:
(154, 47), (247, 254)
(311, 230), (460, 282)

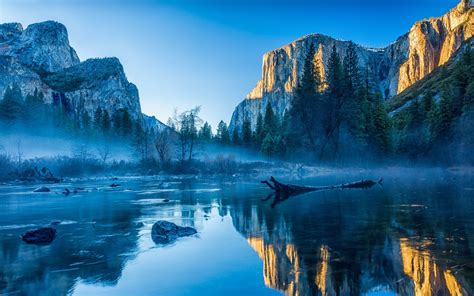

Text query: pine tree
(102, 110), (111, 133)
(289, 42), (321, 150)
(371, 94), (391, 154)
(434, 84), (453, 141)
(216, 120), (230, 144)
(254, 112), (263, 147)
(82, 111), (91, 132)
(422, 90), (435, 118)
(94, 107), (103, 131)
(24, 88), (45, 127)
(0, 84), (24, 124)
(322, 45), (345, 158)
(242, 119), (252, 146)
(121, 109), (133, 137)
(343, 42), (366, 143)
(198, 122), (212, 141)
(232, 127), (241, 145)
(464, 81), (474, 111)
(262, 102), (278, 137)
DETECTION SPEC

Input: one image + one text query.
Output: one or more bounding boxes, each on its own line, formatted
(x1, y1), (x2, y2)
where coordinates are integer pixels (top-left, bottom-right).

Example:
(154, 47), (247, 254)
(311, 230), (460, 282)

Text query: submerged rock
(33, 186), (50, 192)
(21, 227), (57, 244)
(151, 220), (197, 244)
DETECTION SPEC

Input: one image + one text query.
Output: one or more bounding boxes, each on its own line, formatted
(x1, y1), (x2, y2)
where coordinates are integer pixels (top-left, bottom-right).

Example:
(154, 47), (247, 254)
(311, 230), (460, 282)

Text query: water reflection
(0, 173), (473, 295)
(231, 173), (474, 295)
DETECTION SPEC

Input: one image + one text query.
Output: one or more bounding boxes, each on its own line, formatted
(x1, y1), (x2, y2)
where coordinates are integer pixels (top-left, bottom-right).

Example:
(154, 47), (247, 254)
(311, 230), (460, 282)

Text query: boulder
(151, 220), (197, 244)
(21, 227), (57, 244)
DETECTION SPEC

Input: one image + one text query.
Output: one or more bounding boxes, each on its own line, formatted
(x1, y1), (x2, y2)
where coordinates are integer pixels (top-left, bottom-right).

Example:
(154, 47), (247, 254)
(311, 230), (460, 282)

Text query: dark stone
(163, 199), (170, 203)
(151, 220), (197, 244)
(21, 227), (57, 244)
(33, 186), (50, 192)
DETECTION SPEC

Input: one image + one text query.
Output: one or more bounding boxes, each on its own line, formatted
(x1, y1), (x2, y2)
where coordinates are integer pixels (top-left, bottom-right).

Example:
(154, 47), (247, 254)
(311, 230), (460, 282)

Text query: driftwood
(261, 176), (383, 207)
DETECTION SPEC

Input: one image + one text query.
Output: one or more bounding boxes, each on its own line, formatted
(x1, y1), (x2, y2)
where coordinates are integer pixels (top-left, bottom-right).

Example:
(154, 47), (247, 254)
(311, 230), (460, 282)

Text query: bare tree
(169, 107), (202, 163)
(96, 142), (111, 165)
(134, 124), (153, 163)
(155, 130), (171, 165)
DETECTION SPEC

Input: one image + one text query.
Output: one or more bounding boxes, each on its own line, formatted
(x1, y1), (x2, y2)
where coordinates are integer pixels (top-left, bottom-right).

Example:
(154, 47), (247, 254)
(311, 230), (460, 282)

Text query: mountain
(230, 0), (473, 133)
(0, 20), (166, 134)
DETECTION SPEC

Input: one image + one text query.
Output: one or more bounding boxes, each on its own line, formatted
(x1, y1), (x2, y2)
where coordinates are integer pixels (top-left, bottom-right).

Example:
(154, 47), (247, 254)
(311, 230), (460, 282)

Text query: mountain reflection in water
(230, 172), (474, 296)
(0, 171), (473, 296)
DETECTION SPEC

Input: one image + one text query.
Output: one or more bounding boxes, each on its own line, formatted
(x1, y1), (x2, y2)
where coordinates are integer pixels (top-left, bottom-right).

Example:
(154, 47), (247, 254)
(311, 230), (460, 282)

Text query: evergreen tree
(81, 111), (91, 132)
(371, 94), (391, 154)
(94, 107), (103, 130)
(422, 90), (435, 118)
(343, 42), (366, 143)
(24, 88), (45, 127)
(322, 45), (344, 158)
(242, 119), (252, 146)
(216, 120), (230, 144)
(0, 84), (24, 124)
(262, 102), (278, 137)
(232, 127), (241, 145)
(254, 112), (264, 147)
(121, 109), (133, 136)
(102, 110), (111, 133)
(434, 84), (453, 141)
(289, 42), (321, 150)
(198, 122), (212, 141)
(464, 81), (474, 111)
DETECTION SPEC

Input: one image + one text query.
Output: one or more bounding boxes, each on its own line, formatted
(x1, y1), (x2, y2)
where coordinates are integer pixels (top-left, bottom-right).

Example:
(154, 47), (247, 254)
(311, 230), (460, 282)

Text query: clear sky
(0, 0), (461, 129)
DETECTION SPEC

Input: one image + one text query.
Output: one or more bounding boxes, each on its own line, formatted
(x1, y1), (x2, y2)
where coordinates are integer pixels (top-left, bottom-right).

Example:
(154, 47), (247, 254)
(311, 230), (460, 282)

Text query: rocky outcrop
(0, 21), (79, 72)
(151, 220), (197, 244)
(42, 57), (143, 120)
(230, 0), (473, 133)
(21, 227), (57, 244)
(0, 21), (166, 131)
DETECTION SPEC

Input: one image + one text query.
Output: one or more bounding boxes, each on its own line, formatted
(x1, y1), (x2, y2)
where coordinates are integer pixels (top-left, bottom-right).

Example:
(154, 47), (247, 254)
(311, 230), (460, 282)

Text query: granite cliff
(0, 20), (165, 132)
(230, 0), (473, 133)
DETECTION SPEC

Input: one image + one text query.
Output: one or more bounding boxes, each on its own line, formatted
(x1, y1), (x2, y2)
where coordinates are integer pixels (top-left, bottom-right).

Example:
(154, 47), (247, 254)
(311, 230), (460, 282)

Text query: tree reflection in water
(231, 175), (474, 296)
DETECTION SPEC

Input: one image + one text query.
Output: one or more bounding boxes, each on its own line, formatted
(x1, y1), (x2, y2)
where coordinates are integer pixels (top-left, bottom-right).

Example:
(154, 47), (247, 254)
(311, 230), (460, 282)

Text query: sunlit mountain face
(229, 173), (474, 296)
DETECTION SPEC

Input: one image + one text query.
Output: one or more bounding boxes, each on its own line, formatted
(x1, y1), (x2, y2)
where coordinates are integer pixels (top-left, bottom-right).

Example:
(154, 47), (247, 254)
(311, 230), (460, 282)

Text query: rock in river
(21, 227), (57, 244)
(151, 220), (197, 244)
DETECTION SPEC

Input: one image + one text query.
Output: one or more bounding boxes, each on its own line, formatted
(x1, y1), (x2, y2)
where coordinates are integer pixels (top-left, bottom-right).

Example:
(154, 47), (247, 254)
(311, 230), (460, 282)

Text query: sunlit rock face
(0, 21), (166, 130)
(230, 0), (473, 133)
(397, 0), (473, 94)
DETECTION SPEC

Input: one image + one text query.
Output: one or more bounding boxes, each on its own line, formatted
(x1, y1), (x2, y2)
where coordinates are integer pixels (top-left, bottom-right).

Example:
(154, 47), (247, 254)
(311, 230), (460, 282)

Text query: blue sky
(0, 0), (461, 129)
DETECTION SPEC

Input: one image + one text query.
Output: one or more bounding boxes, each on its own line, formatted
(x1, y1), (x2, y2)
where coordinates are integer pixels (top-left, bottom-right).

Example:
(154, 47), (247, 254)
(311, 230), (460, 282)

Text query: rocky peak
(0, 23), (23, 43)
(0, 20), (79, 72)
(0, 20), (167, 132)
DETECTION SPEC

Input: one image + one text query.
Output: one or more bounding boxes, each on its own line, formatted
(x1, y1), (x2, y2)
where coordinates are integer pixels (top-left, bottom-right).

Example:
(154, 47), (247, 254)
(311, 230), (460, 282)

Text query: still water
(0, 169), (473, 296)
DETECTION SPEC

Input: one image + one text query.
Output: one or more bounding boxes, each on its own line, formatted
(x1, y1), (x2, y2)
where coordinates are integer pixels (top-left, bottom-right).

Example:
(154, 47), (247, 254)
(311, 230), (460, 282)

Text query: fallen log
(262, 176), (383, 195)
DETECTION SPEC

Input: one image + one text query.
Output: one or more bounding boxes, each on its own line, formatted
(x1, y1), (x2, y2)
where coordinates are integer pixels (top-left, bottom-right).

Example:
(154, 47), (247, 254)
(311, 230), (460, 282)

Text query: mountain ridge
(229, 0), (473, 133)
(0, 20), (166, 134)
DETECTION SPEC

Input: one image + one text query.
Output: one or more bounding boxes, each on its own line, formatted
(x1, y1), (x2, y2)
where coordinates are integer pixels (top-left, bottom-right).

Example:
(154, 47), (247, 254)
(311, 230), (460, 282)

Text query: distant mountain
(230, 0), (473, 134)
(0, 20), (166, 134)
